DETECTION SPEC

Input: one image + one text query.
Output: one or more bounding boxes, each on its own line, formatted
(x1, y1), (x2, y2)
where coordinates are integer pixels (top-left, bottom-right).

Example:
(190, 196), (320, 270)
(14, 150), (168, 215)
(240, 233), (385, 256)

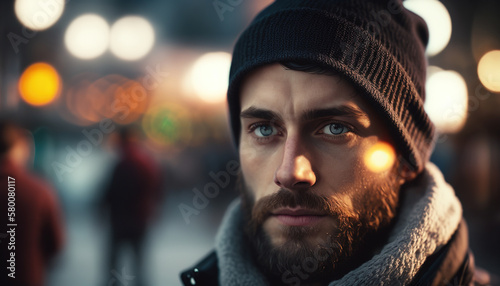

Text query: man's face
(238, 63), (407, 279)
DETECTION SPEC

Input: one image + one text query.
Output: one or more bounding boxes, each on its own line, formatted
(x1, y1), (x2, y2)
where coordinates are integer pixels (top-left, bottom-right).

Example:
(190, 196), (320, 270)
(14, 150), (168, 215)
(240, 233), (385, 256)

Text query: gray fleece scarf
(215, 163), (463, 285)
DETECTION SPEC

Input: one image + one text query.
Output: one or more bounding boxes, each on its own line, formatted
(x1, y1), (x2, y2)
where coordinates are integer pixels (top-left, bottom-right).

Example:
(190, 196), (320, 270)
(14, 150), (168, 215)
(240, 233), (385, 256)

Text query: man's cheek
(240, 148), (259, 179)
(241, 164), (274, 200)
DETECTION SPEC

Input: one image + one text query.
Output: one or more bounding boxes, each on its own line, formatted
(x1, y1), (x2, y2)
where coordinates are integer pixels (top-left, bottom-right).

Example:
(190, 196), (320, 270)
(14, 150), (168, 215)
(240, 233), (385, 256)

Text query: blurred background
(0, 0), (499, 285)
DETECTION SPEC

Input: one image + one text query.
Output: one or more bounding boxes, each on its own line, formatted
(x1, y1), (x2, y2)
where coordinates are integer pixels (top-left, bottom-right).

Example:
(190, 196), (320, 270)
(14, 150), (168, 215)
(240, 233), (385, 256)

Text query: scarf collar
(215, 162), (462, 285)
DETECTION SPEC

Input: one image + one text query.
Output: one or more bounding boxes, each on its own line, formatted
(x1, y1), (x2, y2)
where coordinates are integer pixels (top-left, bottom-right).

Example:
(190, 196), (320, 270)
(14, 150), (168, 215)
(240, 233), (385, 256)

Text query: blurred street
(47, 190), (221, 286)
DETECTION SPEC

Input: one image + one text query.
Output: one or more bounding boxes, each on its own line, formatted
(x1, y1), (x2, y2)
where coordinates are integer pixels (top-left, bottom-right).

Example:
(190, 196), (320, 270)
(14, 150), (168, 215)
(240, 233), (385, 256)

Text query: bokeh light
(364, 142), (396, 173)
(184, 52), (231, 104)
(14, 0), (65, 31)
(425, 67), (468, 134)
(84, 75), (126, 120)
(478, 50), (500, 92)
(109, 16), (155, 61)
(111, 79), (151, 124)
(63, 74), (151, 126)
(65, 14), (109, 59)
(142, 103), (193, 148)
(404, 0), (452, 57)
(63, 73), (101, 126)
(18, 62), (61, 106)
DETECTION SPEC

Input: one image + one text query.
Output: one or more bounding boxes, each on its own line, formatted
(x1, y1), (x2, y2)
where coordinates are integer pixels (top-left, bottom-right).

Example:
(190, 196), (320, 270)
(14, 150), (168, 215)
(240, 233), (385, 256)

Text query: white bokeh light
(184, 52), (232, 104)
(109, 16), (155, 61)
(478, 50), (500, 92)
(425, 67), (468, 134)
(15, 0), (65, 31)
(404, 0), (452, 57)
(65, 14), (109, 60)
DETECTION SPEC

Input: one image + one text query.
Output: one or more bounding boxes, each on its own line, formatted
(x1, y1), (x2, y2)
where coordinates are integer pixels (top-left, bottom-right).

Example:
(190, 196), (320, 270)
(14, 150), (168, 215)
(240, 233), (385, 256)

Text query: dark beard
(239, 169), (401, 285)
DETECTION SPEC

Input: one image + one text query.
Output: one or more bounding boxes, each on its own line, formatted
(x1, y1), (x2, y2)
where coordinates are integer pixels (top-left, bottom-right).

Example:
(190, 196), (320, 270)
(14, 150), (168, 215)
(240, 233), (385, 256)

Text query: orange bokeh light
(18, 62), (61, 106)
(364, 142), (396, 173)
(112, 79), (150, 124)
(62, 74), (151, 126)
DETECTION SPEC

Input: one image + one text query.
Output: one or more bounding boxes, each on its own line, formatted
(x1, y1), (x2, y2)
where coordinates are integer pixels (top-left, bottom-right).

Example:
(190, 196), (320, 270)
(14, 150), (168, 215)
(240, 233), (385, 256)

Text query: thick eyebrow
(240, 105), (369, 125)
(240, 107), (283, 122)
(301, 106), (369, 122)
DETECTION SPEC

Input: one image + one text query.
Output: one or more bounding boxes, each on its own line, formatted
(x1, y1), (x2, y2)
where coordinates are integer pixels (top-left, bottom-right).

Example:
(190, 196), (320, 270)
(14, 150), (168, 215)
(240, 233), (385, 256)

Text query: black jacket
(180, 220), (478, 286)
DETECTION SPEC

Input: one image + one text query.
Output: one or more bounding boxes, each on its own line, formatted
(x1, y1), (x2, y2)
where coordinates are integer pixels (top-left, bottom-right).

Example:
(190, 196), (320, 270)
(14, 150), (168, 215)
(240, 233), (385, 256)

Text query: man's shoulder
(180, 251), (219, 286)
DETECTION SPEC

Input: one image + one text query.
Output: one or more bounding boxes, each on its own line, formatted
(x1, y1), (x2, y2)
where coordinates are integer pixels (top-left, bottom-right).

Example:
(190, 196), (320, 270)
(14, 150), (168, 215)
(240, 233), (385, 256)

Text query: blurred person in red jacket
(101, 126), (162, 286)
(0, 121), (64, 286)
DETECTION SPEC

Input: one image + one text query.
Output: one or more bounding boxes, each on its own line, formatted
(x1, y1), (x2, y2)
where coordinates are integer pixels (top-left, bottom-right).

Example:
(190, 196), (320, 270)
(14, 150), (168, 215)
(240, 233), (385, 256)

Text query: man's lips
(270, 208), (327, 226)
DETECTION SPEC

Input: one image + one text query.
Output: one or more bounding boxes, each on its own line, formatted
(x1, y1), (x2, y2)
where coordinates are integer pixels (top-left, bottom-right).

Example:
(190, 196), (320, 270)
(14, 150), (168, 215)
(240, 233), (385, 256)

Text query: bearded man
(181, 0), (488, 285)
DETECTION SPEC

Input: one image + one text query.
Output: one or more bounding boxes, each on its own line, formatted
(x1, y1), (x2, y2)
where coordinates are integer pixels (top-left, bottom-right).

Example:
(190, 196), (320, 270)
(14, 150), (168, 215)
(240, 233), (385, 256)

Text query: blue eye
(254, 124), (277, 137)
(323, 123), (349, 135)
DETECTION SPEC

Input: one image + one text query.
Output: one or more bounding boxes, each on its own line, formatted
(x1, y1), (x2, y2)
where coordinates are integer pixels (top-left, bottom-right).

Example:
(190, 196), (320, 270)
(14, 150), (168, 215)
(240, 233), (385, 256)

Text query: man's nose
(274, 137), (316, 190)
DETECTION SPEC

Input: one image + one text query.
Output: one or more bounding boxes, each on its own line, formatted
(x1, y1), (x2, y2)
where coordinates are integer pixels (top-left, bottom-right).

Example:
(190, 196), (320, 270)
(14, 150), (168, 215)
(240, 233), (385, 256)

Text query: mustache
(248, 189), (358, 232)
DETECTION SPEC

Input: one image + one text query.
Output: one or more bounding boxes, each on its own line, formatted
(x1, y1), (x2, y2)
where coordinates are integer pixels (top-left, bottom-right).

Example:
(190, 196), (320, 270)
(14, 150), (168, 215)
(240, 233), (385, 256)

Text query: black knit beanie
(227, 0), (435, 172)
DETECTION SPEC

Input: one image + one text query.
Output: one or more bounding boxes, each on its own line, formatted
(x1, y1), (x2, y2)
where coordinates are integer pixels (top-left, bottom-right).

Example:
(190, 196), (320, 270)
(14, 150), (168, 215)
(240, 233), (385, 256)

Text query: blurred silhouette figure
(101, 126), (162, 286)
(0, 121), (65, 286)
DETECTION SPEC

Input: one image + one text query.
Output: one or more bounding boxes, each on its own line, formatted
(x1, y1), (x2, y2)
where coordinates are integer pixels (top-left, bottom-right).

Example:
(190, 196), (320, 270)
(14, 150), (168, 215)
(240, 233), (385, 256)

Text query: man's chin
(252, 223), (343, 279)
(253, 227), (338, 284)
(263, 216), (337, 247)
